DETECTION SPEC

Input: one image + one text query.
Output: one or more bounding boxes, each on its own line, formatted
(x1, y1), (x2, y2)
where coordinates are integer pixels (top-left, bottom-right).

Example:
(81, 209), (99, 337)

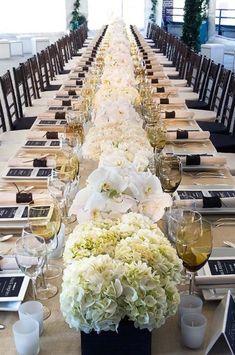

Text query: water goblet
(15, 234), (50, 319)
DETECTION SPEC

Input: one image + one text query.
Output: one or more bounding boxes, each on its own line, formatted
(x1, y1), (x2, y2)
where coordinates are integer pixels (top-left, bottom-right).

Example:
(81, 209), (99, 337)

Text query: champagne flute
(176, 211), (212, 295)
(157, 154), (182, 194)
(15, 234), (50, 319)
(28, 204), (61, 299)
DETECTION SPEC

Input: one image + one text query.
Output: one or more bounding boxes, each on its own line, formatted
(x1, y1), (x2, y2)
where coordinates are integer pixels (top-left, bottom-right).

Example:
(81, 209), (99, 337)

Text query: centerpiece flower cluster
(61, 213), (182, 333)
(69, 165), (171, 222)
(61, 20), (182, 336)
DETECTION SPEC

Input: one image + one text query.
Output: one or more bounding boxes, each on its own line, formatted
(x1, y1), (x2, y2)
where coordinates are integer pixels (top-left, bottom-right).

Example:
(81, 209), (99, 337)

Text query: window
(0, 0), (66, 33)
(88, 0), (145, 30)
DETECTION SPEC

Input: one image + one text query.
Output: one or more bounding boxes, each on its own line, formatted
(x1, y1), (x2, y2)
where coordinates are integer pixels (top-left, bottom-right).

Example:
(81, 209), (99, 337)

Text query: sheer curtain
(0, 0), (66, 33)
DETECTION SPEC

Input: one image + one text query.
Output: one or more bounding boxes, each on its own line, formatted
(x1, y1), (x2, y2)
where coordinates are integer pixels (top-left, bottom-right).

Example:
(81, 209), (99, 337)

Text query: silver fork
(212, 218), (235, 228)
(224, 241), (235, 248)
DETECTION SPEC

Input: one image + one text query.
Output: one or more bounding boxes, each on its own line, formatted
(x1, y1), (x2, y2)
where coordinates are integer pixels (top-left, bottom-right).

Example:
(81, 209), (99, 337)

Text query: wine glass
(145, 122), (166, 155)
(15, 234), (50, 319)
(145, 122), (166, 174)
(28, 204), (61, 299)
(48, 169), (79, 233)
(175, 211), (212, 295)
(156, 154), (182, 194)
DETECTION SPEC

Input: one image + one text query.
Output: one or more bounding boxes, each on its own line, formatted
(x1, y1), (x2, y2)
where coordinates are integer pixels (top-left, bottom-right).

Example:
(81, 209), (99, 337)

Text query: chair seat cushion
(197, 122), (228, 134)
(44, 84), (62, 91)
(210, 133), (235, 153)
(186, 100), (210, 110)
(13, 116), (36, 130)
(60, 69), (70, 75)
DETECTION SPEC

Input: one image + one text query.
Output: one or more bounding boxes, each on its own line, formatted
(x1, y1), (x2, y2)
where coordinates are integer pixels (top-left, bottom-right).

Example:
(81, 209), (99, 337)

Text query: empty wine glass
(156, 154), (182, 194)
(175, 211), (212, 295)
(15, 234), (50, 319)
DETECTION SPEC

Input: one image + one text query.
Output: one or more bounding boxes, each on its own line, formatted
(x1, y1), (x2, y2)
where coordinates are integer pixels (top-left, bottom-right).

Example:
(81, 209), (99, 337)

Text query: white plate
(167, 139), (210, 143)
(182, 165), (224, 171)
(200, 248), (235, 300)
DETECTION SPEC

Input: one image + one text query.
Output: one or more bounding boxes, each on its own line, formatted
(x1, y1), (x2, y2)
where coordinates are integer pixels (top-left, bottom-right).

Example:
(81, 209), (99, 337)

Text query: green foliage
(70, 0), (86, 31)
(181, 0), (208, 52)
(149, 0), (158, 24)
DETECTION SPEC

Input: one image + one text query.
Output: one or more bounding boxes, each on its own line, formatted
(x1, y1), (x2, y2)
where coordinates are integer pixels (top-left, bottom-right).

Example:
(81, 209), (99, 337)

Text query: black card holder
(46, 132), (58, 139)
(157, 87), (165, 93)
(76, 80), (83, 86)
(82, 66), (89, 72)
(62, 100), (71, 107)
(68, 90), (77, 96)
(55, 112), (66, 120)
(165, 111), (175, 118)
(16, 192), (33, 204)
(151, 78), (158, 84)
(33, 158), (47, 167)
(186, 155), (201, 166)
(176, 130), (188, 139)
(160, 98), (169, 104)
(78, 72), (85, 78)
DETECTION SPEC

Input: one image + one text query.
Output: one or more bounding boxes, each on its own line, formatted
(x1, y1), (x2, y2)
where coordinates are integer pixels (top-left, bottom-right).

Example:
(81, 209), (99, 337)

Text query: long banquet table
(1, 25), (235, 355)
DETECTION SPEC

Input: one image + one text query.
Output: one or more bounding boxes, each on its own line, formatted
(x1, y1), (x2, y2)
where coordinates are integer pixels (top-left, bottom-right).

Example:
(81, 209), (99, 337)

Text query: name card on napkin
(206, 290), (235, 354)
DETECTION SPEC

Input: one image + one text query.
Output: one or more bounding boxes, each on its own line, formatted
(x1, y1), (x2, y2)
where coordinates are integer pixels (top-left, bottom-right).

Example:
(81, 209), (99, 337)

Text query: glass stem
(189, 272), (195, 295)
(31, 277), (37, 300)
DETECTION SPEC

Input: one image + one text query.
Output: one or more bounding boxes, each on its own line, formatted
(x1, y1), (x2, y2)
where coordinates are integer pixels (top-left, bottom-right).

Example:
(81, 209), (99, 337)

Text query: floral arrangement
(61, 21), (182, 337)
(69, 166), (172, 222)
(60, 213), (182, 333)
(82, 120), (151, 162)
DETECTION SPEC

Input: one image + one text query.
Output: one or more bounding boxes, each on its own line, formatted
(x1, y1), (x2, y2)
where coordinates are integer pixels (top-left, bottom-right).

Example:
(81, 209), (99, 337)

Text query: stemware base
(44, 264), (63, 280)
(36, 283), (58, 301)
(43, 305), (51, 320)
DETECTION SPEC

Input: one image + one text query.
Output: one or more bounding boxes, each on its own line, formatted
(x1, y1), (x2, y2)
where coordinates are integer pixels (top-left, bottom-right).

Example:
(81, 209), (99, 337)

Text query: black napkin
(165, 111), (175, 118)
(186, 155), (201, 166)
(55, 112), (66, 120)
(176, 130), (188, 139)
(203, 196), (222, 208)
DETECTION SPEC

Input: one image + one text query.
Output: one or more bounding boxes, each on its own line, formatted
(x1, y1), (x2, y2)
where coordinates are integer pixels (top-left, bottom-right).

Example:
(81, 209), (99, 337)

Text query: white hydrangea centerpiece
(60, 213), (182, 333)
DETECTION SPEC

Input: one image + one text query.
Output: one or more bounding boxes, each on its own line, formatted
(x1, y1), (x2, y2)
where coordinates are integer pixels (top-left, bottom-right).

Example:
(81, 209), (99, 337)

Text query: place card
(206, 290), (235, 354)
(0, 204), (52, 222)
(2, 167), (53, 179)
(23, 140), (60, 148)
(0, 274), (29, 303)
(37, 119), (66, 126)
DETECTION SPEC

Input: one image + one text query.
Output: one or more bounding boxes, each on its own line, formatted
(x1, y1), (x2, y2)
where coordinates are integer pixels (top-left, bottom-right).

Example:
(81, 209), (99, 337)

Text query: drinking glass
(65, 111), (84, 145)
(15, 234), (50, 319)
(145, 122), (166, 155)
(28, 204), (61, 299)
(48, 170), (78, 230)
(176, 211), (212, 295)
(157, 154), (182, 194)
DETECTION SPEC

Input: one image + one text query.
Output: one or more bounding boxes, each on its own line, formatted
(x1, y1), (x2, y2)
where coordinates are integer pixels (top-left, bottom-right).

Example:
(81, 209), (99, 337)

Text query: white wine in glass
(28, 204), (61, 299)
(176, 213), (212, 295)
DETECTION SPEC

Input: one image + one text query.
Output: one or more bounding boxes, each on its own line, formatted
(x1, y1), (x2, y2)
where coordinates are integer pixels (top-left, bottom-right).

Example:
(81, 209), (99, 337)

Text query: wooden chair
(0, 70), (36, 130)
(210, 75), (235, 152)
(0, 98), (7, 132)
